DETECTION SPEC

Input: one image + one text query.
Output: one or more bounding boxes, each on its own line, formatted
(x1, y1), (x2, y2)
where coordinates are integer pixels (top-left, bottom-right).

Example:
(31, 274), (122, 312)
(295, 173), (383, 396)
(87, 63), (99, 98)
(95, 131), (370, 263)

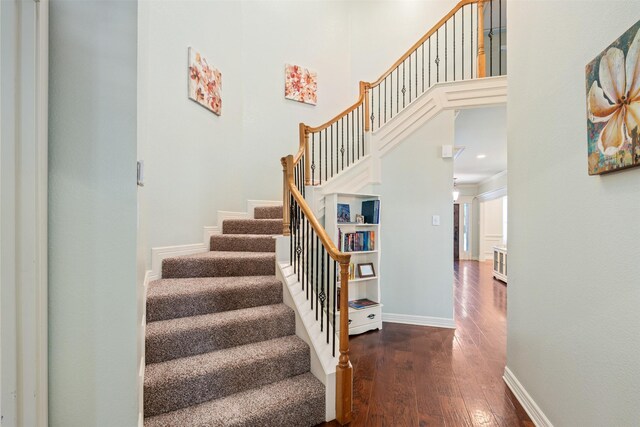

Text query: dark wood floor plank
(317, 261), (531, 427)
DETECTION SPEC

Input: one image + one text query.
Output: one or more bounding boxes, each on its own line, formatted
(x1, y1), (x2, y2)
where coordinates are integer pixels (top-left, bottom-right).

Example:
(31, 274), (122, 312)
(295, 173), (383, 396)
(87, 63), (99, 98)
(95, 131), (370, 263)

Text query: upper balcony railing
(280, 1), (506, 424)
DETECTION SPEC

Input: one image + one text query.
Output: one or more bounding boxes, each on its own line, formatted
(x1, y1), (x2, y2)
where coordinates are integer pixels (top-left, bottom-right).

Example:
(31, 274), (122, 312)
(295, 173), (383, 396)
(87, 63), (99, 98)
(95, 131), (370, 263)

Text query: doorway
(453, 204), (460, 261)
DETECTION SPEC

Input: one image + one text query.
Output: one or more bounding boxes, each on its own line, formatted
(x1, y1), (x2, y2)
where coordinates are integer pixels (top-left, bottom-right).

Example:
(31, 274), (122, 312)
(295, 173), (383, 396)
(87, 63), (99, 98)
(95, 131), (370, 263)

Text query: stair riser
(144, 346), (310, 416)
(147, 282), (282, 322)
(254, 206), (283, 220)
(210, 235), (275, 252)
(162, 256), (275, 279)
(223, 219), (282, 235)
(145, 310), (295, 364)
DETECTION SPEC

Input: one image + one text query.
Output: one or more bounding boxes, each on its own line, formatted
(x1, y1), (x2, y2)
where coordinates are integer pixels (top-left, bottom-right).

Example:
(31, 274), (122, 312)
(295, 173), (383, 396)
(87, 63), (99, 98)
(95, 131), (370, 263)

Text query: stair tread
(254, 205), (283, 219)
(145, 304), (295, 363)
(147, 276), (282, 321)
(144, 372), (325, 427)
(162, 251), (276, 279)
(222, 218), (283, 235)
(148, 275), (280, 299)
(145, 335), (307, 386)
(210, 234), (276, 252)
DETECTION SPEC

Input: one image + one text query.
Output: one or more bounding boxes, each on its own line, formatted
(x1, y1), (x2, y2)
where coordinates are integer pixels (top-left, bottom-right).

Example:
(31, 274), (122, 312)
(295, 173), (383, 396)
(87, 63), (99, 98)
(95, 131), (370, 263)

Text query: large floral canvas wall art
(586, 20), (640, 175)
(285, 64), (317, 105)
(188, 47), (222, 116)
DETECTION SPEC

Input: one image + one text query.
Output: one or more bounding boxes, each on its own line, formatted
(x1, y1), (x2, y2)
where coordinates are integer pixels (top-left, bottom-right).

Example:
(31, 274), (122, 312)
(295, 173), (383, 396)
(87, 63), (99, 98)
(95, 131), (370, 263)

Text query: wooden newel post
(281, 156), (291, 236)
(298, 123), (311, 186)
(336, 260), (353, 425)
(477, 0), (487, 78)
(360, 81), (371, 132)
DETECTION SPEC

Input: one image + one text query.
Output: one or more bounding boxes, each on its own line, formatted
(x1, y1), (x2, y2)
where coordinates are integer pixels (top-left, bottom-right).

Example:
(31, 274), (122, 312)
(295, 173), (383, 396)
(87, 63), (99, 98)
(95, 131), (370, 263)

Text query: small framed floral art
(586, 20), (640, 175)
(188, 47), (222, 116)
(284, 64), (317, 105)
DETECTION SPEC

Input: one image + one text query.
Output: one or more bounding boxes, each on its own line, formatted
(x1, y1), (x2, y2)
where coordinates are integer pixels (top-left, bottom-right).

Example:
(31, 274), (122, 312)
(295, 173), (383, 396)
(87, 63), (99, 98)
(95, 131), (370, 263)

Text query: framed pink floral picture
(285, 64), (317, 105)
(188, 47), (222, 116)
(586, 20), (640, 175)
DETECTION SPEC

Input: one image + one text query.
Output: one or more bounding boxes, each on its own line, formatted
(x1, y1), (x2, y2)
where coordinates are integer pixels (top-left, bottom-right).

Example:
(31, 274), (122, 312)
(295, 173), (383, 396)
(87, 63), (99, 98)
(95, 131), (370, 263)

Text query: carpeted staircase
(144, 206), (326, 427)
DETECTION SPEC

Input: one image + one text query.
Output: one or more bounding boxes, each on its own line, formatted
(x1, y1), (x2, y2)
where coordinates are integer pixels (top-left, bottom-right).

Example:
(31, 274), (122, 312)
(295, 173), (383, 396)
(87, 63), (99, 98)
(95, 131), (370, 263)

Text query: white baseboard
(503, 366), (554, 427)
(382, 312), (456, 329)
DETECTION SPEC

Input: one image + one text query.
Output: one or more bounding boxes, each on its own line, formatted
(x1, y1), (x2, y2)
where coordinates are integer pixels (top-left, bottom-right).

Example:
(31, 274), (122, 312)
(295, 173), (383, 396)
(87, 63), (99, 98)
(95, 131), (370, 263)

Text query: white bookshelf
(325, 192), (382, 335)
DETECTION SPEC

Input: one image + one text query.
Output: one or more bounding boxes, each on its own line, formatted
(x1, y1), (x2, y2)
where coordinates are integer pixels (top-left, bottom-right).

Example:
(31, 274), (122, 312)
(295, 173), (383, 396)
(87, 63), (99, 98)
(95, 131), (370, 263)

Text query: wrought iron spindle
(361, 102), (365, 155)
(333, 259), (337, 357)
(330, 125), (333, 179)
(357, 106), (361, 159)
(325, 256), (330, 343)
(499, 0), (502, 76)
(351, 110), (355, 163)
(340, 118), (345, 172)
(311, 133), (315, 185)
(320, 249), (325, 330)
(370, 89), (374, 131)
(489, 0), (493, 76)
(402, 61), (406, 108)
(309, 227), (313, 300)
(314, 235), (318, 316)
(346, 114), (350, 168)
(324, 129), (328, 182)
(305, 217), (309, 292)
(445, 21), (448, 82)
(296, 203), (301, 281)
(422, 42), (425, 92)
(377, 84), (381, 128)
(396, 68), (399, 114)
(436, 28), (440, 83)
(384, 78), (387, 123)
(429, 37), (432, 86)
(408, 53), (411, 102)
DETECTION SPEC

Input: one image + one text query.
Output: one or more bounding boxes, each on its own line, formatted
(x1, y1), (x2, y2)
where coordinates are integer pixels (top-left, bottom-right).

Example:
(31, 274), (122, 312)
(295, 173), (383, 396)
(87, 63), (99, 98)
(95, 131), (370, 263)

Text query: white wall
(508, 1), (640, 425)
(374, 110), (455, 322)
(49, 1), (139, 425)
(138, 0), (353, 266)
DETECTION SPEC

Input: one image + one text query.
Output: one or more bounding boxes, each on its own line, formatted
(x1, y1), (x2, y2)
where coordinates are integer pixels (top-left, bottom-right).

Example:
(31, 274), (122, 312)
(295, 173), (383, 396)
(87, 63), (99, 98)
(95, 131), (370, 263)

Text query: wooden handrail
(281, 154), (353, 424)
(367, 0), (480, 88)
(306, 82), (370, 134)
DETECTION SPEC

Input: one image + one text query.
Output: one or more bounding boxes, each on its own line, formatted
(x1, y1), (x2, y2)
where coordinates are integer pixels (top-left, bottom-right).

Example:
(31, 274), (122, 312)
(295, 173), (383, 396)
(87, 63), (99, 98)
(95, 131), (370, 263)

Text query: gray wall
(374, 111), (455, 321)
(49, 1), (139, 425)
(508, 1), (640, 425)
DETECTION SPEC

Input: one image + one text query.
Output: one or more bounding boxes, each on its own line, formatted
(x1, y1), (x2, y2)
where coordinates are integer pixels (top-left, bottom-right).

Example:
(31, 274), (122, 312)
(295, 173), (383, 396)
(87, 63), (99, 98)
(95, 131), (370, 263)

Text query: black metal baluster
(318, 132), (322, 185)
(489, 0), (493, 76)
(289, 199), (293, 266)
(351, 111), (355, 163)
(377, 85), (381, 128)
(499, 0), (502, 75)
(324, 128), (328, 182)
(370, 89), (375, 131)
(296, 204), (301, 281)
(384, 78), (387, 124)
(396, 68), (399, 114)
(314, 235), (318, 312)
(361, 102), (365, 155)
(445, 21), (448, 82)
(346, 114), (350, 168)
(311, 133), (315, 185)
(462, 7), (465, 79)
(415, 50), (418, 97)
(300, 211), (305, 288)
(320, 250), (325, 330)
(470, 4), (473, 78)
(330, 125), (333, 179)
(429, 37), (432, 87)
(325, 256), (330, 343)
(402, 61), (406, 108)
(333, 259), (337, 357)
(301, 157), (305, 197)
(308, 227), (313, 300)
(422, 43), (425, 92)
(340, 118), (345, 172)
(335, 123), (339, 176)
(436, 29), (440, 83)
(408, 53), (412, 102)
(357, 106), (361, 159)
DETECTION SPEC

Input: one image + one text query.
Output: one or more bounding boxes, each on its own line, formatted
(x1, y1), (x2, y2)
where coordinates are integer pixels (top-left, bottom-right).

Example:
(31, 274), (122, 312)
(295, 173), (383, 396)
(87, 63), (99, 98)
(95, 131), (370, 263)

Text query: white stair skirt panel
(276, 237), (339, 422)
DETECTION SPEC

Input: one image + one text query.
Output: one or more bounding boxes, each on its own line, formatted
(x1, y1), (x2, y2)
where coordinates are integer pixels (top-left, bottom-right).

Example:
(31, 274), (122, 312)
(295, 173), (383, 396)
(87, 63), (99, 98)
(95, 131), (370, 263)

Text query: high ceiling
(454, 106), (507, 185)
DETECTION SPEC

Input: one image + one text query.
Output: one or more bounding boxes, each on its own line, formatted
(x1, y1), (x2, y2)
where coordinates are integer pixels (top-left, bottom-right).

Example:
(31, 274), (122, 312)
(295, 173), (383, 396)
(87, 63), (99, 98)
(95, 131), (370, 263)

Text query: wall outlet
(432, 215), (440, 226)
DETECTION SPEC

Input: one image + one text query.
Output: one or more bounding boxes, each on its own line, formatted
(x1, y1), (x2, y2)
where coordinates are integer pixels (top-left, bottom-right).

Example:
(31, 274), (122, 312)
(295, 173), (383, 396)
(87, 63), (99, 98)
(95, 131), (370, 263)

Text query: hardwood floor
(319, 261), (533, 427)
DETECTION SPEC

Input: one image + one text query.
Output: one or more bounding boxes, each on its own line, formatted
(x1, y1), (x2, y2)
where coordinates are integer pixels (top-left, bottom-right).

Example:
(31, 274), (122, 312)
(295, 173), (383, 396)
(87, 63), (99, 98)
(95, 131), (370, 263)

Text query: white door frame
(1, 0), (49, 425)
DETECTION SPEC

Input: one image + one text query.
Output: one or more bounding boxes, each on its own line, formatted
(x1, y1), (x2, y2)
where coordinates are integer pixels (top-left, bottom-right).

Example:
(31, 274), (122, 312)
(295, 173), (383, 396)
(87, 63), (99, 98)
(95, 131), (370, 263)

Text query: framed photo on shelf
(357, 263), (376, 278)
(337, 203), (351, 223)
(355, 214), (365, 224)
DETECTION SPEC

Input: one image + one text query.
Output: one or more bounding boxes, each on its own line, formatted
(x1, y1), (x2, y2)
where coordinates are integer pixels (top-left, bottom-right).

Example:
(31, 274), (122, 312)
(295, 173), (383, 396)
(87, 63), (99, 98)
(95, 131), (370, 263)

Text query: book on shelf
(361, 200), (380, 224)
(348, 298), (380, 310)
(338, 230), (376, 252)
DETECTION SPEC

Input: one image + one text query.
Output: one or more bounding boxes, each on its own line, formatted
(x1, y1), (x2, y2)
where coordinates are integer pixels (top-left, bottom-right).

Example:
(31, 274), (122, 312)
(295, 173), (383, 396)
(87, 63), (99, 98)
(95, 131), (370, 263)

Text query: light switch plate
(432, 215), (440, 226)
